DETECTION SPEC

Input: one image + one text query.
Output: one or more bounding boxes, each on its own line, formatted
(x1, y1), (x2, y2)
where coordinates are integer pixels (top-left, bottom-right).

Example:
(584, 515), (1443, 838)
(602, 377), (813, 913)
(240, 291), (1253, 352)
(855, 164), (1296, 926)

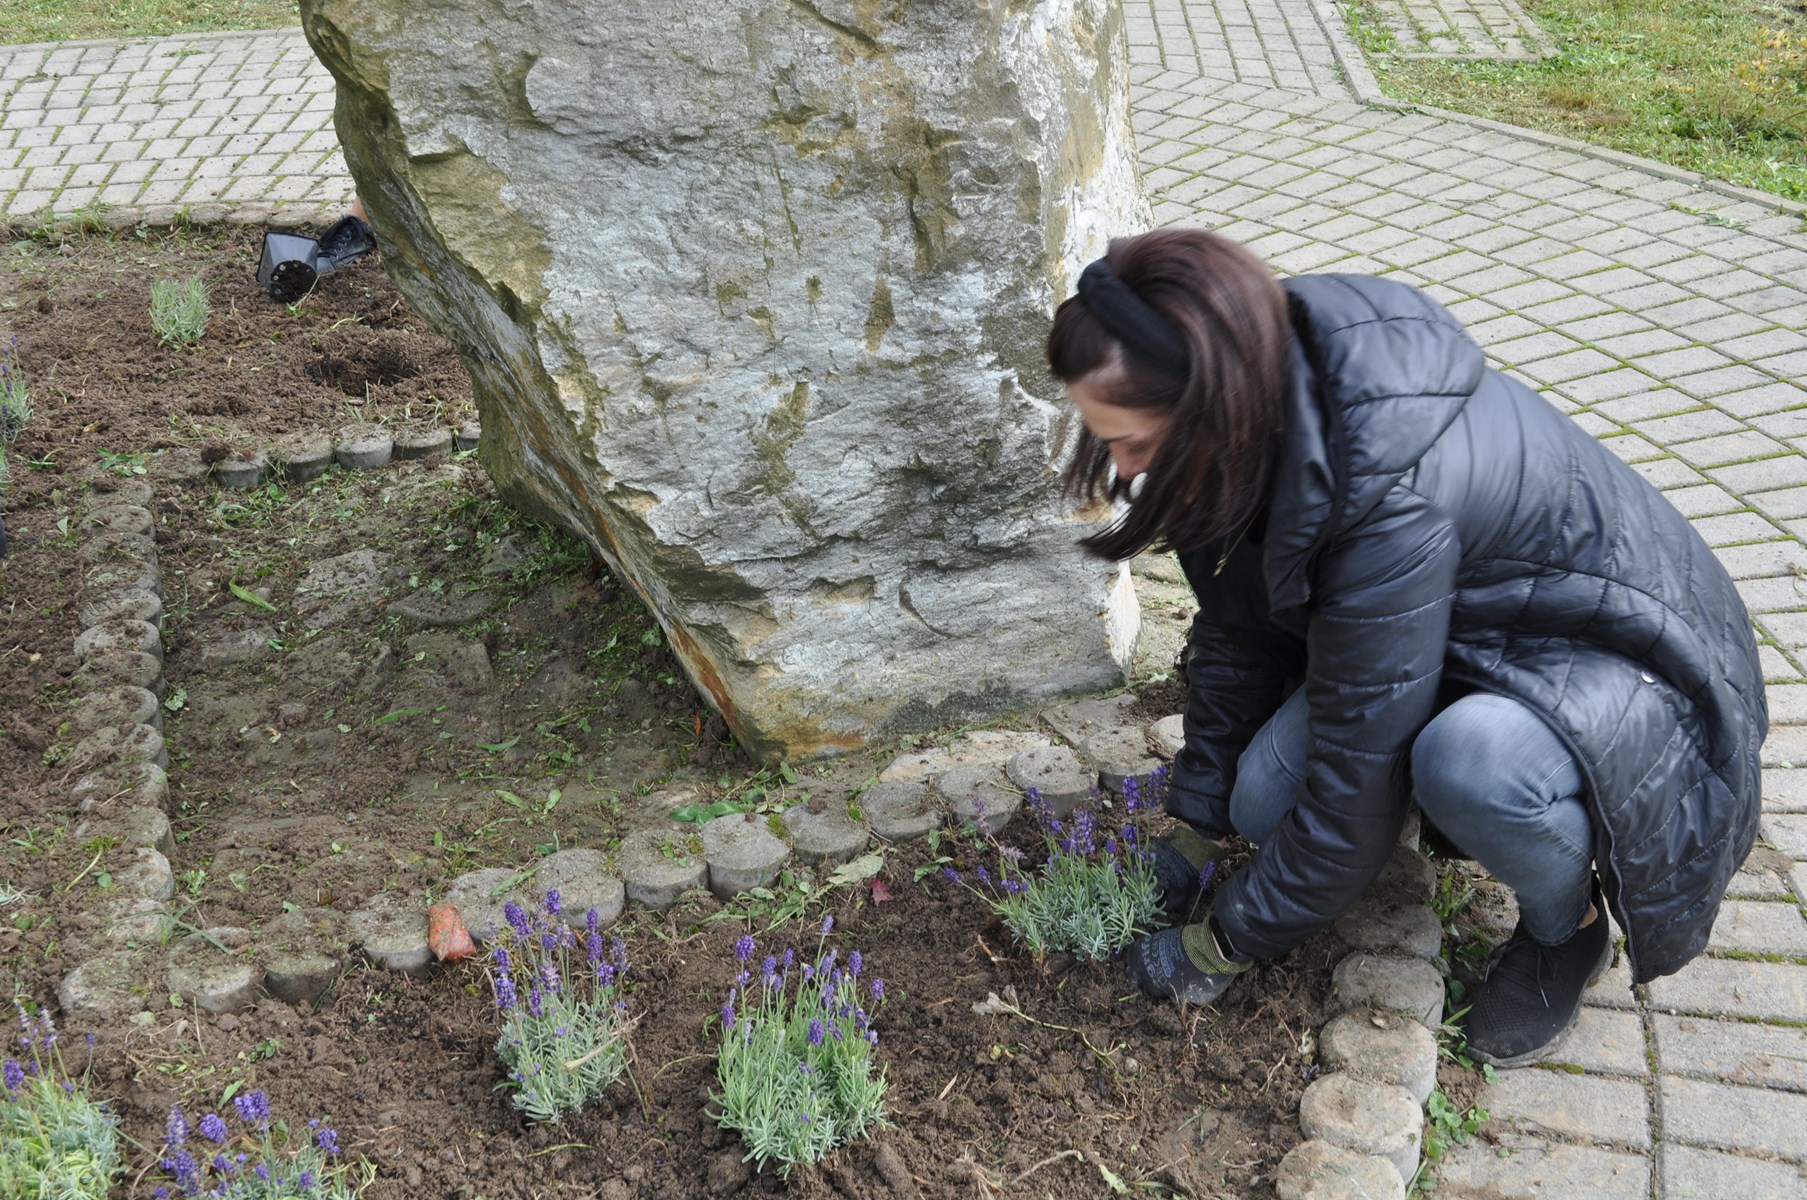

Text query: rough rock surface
(301, 0), (1148, 758)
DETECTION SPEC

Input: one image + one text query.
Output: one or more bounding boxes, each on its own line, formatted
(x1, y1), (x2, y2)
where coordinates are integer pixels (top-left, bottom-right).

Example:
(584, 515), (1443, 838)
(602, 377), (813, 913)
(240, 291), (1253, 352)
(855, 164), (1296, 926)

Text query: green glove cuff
(1180, 920), (1252, 976)
(1166, 826), (1227, 874)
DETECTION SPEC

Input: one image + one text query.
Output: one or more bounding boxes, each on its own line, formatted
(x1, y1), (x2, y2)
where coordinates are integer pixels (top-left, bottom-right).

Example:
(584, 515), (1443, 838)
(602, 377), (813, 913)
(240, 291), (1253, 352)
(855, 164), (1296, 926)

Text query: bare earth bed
(0, 223), (1332, 1199)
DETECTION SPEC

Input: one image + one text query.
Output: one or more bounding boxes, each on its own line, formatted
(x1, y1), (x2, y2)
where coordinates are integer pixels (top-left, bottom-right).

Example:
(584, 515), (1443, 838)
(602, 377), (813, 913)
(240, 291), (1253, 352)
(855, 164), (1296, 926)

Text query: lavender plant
(1, 1003), (120, 1200)
(957, 768), (1169, 961)
(488, 890), (633, 1123)
(149, 277), (210, 347)
(0, 336), (29, 445)
(713, 916), (888, 1176)
(152, 1091), (353, 1200)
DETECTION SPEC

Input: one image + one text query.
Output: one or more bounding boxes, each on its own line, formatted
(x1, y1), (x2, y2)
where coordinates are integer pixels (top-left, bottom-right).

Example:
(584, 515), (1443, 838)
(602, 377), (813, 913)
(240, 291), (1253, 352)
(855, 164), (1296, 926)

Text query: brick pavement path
(5, 10), (1807, 1196)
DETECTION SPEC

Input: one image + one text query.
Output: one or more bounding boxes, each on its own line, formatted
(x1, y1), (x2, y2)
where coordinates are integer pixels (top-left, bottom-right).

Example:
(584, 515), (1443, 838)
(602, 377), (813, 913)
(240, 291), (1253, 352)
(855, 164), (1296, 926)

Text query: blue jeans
(1230, 688), (1596, 944)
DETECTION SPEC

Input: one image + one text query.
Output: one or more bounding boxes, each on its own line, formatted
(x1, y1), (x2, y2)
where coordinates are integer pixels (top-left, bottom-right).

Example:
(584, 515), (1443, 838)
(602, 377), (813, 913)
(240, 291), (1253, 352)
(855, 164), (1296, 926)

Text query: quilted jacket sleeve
(1214, 484), (1459, 960)
(1167, 539), (1302, 836)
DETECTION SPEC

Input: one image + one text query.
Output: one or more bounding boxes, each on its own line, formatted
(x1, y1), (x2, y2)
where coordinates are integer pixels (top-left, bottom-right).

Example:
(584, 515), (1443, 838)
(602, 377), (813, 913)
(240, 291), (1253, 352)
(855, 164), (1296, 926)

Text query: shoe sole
(1468, 934), (1616, 1070)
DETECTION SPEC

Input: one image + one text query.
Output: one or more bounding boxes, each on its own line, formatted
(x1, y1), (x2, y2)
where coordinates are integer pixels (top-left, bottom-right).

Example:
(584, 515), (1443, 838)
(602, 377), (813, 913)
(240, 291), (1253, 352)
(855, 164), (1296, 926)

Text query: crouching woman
(1048, 228), (1767, 1065)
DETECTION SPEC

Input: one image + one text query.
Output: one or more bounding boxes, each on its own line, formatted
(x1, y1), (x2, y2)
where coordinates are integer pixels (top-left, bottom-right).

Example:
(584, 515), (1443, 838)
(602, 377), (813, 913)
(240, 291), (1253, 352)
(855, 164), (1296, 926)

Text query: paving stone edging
(1276, 813), (1442, 1199)
(1305, 0), (1807, 221)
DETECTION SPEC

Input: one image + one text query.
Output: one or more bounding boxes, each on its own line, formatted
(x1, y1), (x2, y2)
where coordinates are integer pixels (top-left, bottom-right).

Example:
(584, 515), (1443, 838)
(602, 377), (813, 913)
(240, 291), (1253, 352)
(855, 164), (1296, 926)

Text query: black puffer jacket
(1167, 274), (1767, 985)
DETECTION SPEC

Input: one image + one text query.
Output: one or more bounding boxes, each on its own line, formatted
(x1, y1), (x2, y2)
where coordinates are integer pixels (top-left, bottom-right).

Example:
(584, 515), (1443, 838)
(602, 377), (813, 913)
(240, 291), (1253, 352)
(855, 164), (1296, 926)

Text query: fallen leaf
(870, 878), (896, 904)
(827, 852), (885, 888)
(427, 902), (476, 962)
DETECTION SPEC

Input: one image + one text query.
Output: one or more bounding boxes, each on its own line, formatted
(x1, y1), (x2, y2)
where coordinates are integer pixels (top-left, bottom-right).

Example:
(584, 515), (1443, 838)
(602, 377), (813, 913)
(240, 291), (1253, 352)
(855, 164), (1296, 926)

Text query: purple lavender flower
(866, 1030), (879, 1046)
(587, 931), (605, 963)
(974, 865), (991, 884)
(212, 1153), (232, 1174)
(540, 929), (559, 953)
(544, 888), (561, 916)
(595, 962), (616, 988)
(165, 1106), (190, 1148)
(198, 1113), (228, 1144)
(254, 1165), (271, 1182)
(315, 1125), (340, 1155)
(847, 950), (862, 977)
(493, 946), (512, 972)
(721, 1002), (736, 1030)
(528, 984), (544, 1019)
(735, 934), (756, 962)
(1198, 860), (1217, 890)
(495, 972), (518, 1011)
(807, 1019), (825, 1047)
(540, 961), (561, 993)
(504, 901), (531, 940)
(1122, 775), (1141, 812)
(586, 908), (601, 935)
(233, 1090), (271, 1127)
(155, 1188), (170, 1199)
(820, 914), (834, 936)
(872, 977), (886, 1002)
(298, 1169), (317, 1191)
(782, 948), (795, 970)
(170, 1150), (201, 1194)
(2, 1058), (22, 1094)
(1104, 837), (1119, 856)
(942, 866), (962, 884)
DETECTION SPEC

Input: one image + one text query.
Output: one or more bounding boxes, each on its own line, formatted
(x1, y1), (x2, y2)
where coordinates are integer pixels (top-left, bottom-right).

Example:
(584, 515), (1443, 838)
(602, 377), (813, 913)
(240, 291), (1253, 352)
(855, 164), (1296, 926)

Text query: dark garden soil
(0, 222), (1334, 1199)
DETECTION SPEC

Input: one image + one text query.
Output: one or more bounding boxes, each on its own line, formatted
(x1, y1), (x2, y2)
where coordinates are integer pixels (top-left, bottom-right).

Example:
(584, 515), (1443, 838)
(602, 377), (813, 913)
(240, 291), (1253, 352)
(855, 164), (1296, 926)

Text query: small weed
(98, 449), (147, 478)
(0, 335), (30, 446)
(150, 277), (211, 347)
(1409, 1087), (1490, 1195)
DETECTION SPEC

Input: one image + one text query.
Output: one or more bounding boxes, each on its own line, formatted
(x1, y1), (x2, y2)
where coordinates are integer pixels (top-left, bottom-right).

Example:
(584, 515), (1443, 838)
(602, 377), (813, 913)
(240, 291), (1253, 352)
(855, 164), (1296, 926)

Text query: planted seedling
(150, 276), (210, 347)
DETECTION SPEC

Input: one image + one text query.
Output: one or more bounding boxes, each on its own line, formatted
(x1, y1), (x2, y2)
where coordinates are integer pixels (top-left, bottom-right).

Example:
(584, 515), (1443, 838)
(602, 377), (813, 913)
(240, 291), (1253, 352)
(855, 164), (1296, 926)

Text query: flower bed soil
(0, 223), (1334, 1198)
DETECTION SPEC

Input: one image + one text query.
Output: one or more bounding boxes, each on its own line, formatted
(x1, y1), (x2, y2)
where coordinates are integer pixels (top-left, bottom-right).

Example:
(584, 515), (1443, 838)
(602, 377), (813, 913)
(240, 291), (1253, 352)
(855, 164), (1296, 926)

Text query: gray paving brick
(1636, 410), (1745, 443)
(1714, 382), (1807, 418)
(1704, 898), (1807, 954)
(1662, 483), (1746, 518)
(1709, 454), (1807, 494)
(1633, 457), (1708, 490)
(1673, 431), (1790, 469)
(1548, 1006), (1648, 1077)
(1691, 512), (1783, 547)
(1439, 1134), (1648, 1200)
(1484, 1068), (1650, 1148)
(1594, 390), (1702, 424)
(1659, 1076), (1807, 1162)
(1655, 1012), (1799, 1098)
(1737, 575), (1807, 613)
(1523, 347), (1621, 385)
(1766, 813), (1807, 855)
(1601, 433), (1667, 464)
(1660, 1144), (1807, 1200)
(1762, 723), (1807, 768)
(1647, 957), (1807, 1021)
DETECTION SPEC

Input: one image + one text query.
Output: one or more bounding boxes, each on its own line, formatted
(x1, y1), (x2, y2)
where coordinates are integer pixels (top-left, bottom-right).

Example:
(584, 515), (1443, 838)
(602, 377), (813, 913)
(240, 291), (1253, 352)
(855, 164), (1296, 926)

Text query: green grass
(2, 0), (297, 45)
(1350, 0), (1807, 204)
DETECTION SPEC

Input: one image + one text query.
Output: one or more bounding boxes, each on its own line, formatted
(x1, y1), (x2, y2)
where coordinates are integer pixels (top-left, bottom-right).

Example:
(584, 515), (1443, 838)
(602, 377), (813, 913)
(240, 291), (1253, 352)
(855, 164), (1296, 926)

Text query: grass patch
(1350, 0), (1807, 204)
(2, 0), (297, 45)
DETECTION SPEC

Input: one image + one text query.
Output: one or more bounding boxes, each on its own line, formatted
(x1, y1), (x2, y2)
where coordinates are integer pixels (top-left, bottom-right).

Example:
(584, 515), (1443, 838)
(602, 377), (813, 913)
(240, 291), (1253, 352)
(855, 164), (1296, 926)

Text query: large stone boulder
(300, 0), (1147, 758)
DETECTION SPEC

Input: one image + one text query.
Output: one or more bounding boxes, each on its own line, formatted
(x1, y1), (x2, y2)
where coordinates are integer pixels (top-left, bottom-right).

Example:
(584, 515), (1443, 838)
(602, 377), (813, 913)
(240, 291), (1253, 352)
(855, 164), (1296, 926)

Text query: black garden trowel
(256, 215), (377, 302)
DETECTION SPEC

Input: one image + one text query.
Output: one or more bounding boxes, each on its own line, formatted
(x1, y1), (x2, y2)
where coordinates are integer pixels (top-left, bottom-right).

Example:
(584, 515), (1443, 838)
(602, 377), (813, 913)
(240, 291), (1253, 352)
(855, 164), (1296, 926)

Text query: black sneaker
(1461, 893), (1613, 1068)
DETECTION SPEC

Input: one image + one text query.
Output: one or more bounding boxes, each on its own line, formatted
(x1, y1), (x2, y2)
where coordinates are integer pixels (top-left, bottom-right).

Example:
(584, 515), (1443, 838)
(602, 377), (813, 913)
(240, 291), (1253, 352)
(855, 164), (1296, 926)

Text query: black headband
(1076, 257), (1189, 377)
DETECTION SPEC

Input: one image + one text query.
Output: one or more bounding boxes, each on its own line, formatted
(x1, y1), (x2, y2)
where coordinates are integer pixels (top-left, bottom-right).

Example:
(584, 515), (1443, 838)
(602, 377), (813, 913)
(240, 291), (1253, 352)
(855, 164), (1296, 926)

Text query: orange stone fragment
(427, 902), (477, 962)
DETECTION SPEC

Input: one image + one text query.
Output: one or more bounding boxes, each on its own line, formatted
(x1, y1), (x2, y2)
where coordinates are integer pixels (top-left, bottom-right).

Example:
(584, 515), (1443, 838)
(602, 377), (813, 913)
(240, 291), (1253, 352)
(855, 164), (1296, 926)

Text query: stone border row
(215, 420), (482, 489)
(57, 471), (182, 1019)
(344, 724), (1164, 975)
(1277, 813), (1443, 1199)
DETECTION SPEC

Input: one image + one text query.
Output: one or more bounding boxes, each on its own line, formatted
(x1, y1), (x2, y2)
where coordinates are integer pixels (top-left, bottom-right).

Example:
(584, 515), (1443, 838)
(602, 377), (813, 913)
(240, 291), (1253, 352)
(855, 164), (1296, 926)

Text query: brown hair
(1048, 229), (1290, 562)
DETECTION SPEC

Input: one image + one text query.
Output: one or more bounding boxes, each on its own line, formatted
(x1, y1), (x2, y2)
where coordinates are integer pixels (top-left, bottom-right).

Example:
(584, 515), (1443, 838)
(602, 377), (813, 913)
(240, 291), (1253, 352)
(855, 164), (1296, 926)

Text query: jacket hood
(1266, 274), (1485, 609)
